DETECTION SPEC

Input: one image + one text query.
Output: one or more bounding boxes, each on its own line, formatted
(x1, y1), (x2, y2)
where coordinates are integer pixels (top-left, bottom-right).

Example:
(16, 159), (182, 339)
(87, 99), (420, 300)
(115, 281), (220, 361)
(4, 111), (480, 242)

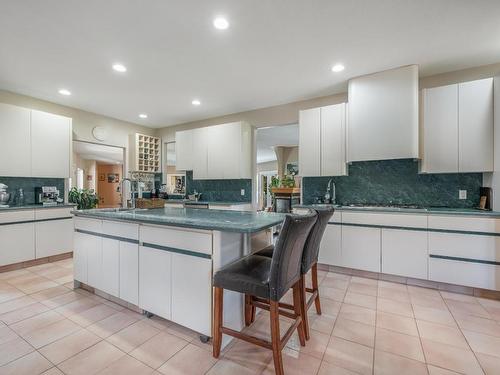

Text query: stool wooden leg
(312, 263), (322, 315)
(270, 300), (284, 375)
(244, 295), (252, 326)
(294, 279), (307, 345)
(213, 287), (223, 358)
(298, 276), (310, 341)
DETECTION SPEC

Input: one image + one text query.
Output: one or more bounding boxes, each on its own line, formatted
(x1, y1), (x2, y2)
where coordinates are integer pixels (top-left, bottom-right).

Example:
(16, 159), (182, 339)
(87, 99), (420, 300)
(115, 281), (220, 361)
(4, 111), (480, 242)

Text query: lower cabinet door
(86, 234), (102, 289)
(381, 229), (428, 279)
(171, 253), (212, 336)
(119, 241), (139, 305)
(318, 224), (342, 266)
(35, 218), (74, 258)
(101, 238), (119, 297)
(139, 246), (172, 319)
(341, 225), (381, 272)
(0, 222), (35, 266)
(429, 258), (500, 290)
(73, 231), (88, 283)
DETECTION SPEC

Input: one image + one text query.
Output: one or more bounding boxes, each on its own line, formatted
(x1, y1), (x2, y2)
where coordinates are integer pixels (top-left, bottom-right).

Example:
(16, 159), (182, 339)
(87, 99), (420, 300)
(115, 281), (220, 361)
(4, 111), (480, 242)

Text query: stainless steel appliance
(35, 186), (60, 206)
(0, 183), (10, 207)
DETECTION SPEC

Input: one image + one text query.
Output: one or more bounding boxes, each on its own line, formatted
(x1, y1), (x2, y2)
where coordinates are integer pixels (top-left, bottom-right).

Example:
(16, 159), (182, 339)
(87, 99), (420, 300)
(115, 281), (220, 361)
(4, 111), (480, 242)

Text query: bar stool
(252, 206), (334, 340)
(212, 211), (317, 375)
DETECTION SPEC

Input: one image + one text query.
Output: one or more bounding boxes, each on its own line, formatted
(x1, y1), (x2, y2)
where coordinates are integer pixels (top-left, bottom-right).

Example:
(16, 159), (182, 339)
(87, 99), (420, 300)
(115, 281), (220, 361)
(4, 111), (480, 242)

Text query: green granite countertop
(73, 207), (285, 233)
(0, 203), (76, 212)
(164, 200), (251, 206)
(294, 204), (500, 218)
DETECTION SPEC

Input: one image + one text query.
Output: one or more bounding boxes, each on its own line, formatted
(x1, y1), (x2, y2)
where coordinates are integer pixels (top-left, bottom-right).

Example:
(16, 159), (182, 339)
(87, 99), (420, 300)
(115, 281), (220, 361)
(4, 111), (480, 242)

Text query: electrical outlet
(459, 190), (467, 200)
(241, 189), (245, 196)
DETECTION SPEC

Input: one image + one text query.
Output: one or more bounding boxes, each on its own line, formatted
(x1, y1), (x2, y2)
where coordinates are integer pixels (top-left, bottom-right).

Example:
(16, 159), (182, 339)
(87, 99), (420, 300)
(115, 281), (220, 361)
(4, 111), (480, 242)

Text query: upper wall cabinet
(421, 78), (493, 173)
(0, 104), (72, 178)
(175, 130), (193, 171)
(347, 65), (419, 162)
(31, 110), (72, 178)
(175, 121), (252, 180)
(0, 103), (31, 177)
(299, 103), (347, 177)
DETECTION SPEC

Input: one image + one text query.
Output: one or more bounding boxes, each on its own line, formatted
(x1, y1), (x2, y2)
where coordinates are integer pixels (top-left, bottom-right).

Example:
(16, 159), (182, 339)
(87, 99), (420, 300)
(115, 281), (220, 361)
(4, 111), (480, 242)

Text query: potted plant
(69, 187), (99, 209)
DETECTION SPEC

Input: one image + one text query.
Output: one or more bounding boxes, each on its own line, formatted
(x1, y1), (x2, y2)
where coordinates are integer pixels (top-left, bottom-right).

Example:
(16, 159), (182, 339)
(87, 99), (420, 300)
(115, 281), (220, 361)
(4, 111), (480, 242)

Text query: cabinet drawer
(330, 211), (341, 223)
(35, 207), (73, 220)
(428, 215), (500, 233)
(140, 225), (212, 255)
(102, 221), (139, 241)
(341, 211), (427, 229)
(35, 218), (74, 258)
(0, 209), (35, 224)
(429, 258), (500, 290)
(74, 217), (102, 233)
(429, 232), (500, 262)
(0, 222), (35, 266)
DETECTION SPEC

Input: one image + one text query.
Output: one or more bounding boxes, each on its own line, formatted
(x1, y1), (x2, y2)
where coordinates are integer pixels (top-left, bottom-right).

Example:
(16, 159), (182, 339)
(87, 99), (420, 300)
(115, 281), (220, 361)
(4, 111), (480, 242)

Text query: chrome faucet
(120, 178), (137, 209)
(324, 179), (336, 204)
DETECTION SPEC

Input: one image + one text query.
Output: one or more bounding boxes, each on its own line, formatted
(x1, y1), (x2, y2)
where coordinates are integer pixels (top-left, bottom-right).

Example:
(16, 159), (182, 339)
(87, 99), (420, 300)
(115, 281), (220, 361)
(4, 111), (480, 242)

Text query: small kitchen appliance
(35, 186), (61, 206)
(0, 183), (10, 207)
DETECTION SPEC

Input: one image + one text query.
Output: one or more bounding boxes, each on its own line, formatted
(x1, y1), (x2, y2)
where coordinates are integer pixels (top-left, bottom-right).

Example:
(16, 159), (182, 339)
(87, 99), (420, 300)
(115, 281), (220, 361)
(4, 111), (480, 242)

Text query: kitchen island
(72, 207), (285, 344)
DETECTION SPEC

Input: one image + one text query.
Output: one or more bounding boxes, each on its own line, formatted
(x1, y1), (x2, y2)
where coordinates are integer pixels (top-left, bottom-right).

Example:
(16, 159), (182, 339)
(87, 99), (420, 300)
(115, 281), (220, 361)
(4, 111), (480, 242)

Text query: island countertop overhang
(72, 207), (285, 233)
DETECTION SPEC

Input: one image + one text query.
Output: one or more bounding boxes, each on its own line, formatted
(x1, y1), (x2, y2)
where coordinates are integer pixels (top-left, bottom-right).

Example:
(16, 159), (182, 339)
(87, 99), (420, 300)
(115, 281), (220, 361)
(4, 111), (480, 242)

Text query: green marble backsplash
(186, 171), (252, 202)
(0, 176), (65, 205)
(302, 159), (483, 208)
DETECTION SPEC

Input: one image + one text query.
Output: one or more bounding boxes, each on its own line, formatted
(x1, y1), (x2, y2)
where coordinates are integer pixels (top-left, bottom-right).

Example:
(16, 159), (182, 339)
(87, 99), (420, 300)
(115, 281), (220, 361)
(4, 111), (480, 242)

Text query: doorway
(72, 141), (125, 208)
(255, 124), (299, 211)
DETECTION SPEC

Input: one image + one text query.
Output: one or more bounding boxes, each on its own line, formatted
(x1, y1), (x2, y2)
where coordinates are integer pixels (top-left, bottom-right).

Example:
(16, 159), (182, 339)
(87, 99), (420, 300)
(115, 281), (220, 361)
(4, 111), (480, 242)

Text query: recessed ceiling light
(331, 64), (345, 73)
(192, 99), (201, 106)
(58, 89), (71, 96)
(213, 17), (229, 30)
(112, 63), (127, 73)
(139, 113), (148, 119)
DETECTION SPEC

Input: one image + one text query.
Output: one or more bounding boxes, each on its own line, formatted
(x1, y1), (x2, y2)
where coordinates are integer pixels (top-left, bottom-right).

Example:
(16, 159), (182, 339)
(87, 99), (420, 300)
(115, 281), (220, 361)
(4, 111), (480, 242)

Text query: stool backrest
(269, 210), (317, 301)
(301, 206), (335, 274)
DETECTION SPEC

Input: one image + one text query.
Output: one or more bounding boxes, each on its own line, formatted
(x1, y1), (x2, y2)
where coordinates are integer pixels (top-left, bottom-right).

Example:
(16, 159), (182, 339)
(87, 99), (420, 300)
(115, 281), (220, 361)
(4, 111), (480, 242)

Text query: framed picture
(98, 173), (105, 182)
(286, 162), (299, 176)
(107, 173), (120, 183)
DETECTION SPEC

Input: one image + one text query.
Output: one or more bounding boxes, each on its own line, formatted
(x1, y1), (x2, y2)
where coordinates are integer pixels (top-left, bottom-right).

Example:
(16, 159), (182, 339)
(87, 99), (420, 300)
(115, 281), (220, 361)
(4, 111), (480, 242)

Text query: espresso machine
(35, 186), (62, 206)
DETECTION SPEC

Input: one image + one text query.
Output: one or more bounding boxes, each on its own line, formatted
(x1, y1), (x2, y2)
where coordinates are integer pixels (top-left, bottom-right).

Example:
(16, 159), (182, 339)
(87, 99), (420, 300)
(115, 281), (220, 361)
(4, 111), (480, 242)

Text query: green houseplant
(69, 187), (99, 209)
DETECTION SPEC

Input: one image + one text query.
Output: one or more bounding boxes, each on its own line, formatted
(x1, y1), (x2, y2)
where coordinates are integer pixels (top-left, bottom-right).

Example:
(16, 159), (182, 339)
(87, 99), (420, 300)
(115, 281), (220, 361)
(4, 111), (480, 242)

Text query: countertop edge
(0, 204), (77, 212)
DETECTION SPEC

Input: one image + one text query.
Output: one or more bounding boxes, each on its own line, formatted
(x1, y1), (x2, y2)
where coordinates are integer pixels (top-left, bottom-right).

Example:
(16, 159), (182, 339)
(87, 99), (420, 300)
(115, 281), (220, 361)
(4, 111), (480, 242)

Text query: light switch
(459, 190), (467, 200)
(241, 189), (245, 196)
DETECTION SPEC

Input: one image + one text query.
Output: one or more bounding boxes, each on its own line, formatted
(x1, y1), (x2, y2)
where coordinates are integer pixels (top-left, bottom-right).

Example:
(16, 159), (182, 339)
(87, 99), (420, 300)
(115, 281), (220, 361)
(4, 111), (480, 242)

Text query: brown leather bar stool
(212, 211), (317, 375)
(252, 206), (334, 340)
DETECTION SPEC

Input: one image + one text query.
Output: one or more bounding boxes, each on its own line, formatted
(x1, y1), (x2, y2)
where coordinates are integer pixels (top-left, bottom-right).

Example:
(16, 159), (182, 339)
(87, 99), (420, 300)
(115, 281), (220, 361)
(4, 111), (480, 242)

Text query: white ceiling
(1, 1), (500, 128)
(73, 141), (123, 164)
(257, 124), (299, 164)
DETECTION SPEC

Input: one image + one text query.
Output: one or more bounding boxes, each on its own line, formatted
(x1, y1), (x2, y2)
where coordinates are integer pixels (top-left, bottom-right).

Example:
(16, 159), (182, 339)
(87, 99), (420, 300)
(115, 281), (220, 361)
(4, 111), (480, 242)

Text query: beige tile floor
(1, 260), (500, 374)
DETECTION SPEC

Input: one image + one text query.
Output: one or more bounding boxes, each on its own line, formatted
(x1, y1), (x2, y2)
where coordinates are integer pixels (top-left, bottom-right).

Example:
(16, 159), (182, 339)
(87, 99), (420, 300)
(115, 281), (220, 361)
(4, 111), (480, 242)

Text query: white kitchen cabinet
(429, 258), (500, 290)
(341, 225), (381, 272)
(175, 130), (193, 171)
(101, 238), (120, 297)
(318, 224), (342, 266)
(171, 253), (212, 336)
(31, 110), (71, 178)
(86, 234), (102, 289)
(35, 218), (73, 258)
(119, 241), (139, 305)
(421, 78), (493, 173)
(421, 84), (458, 173)
(0, 103), (31, 177)
(299, 108), (321, 176)
(458, 78), (494, 172)
(348, 65), (419, 162)
(192, 127), (209, 179)
(0, 222), (35, 266)
(299, 104), (347, 177)
(73, 231), (88, 283)
(321, 104), (347, 176)
(381, 229), (428, 279)
(139, 245), (172, 319)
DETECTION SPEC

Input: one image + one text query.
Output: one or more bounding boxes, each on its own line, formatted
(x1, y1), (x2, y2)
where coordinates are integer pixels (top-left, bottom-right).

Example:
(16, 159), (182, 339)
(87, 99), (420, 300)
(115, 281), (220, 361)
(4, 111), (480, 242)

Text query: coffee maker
(35, 186), (61, 206)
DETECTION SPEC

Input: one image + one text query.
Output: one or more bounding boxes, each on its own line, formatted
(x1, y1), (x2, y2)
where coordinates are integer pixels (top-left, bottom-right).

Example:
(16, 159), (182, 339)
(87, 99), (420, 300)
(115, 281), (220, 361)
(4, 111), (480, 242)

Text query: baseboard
(0, 252), (73, 273)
